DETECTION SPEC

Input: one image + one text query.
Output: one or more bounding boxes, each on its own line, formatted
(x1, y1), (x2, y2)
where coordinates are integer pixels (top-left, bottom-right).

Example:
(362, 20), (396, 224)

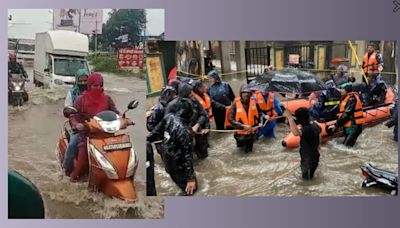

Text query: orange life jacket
(225, 105), (232, 128)
(363, 51), (379, 73)
(234, 98), (259, 135)
(337, 92), (365, 127)
(254, 91), (276, 117)
(193, 92), (214, 122)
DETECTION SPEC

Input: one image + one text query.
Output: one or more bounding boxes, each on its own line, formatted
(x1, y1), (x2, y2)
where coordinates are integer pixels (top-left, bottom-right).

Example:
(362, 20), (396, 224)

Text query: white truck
(34, 30), (89, 88)
(16, 38), (35, 65)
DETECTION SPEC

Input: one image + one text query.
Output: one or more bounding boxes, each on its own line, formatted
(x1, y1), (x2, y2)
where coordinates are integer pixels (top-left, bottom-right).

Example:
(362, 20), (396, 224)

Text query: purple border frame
(3, 0), (400, 227)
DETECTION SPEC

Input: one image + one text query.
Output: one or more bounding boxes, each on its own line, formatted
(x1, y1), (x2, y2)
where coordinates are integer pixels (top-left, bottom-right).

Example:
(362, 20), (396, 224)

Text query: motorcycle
(8, 72), (29, 107)
(360, 163), (398, 195)
(56, 100), (140, 202)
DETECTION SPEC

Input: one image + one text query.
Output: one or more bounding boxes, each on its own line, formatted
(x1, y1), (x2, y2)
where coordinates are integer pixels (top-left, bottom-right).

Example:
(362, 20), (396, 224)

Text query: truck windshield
(8, 42), (16, 51)
(17, 44), (35, 52)
(54, 58), (88, 76)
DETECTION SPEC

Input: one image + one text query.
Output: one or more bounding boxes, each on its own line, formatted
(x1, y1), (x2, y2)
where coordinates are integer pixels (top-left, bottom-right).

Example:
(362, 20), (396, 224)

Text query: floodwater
(8, 67), (164, 218)
(153, 73), (398, 196)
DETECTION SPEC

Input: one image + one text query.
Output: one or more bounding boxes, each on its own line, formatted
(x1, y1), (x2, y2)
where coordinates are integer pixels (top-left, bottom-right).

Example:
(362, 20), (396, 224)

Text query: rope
(176, 69), (249, 80)
(175, 67), (397, 80)
(271, 67), (397, 75)
(194, 116), (287, 134)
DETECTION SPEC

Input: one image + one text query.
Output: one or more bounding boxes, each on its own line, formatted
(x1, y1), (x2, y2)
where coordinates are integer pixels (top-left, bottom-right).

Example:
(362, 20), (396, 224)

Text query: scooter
(8, 72), (29, 107)
(56, 100), (140, 202)
(360, 163), (398, 195)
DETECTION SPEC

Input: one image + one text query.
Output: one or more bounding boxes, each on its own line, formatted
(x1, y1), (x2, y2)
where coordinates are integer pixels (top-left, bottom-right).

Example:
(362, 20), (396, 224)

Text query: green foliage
(89, 55), (144, 79)
(94, 9), (146, 50)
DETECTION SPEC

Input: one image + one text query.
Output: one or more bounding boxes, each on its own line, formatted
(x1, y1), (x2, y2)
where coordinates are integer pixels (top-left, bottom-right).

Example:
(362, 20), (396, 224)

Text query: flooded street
(8, 67), (164, 218)
(154, 73), (398, 196)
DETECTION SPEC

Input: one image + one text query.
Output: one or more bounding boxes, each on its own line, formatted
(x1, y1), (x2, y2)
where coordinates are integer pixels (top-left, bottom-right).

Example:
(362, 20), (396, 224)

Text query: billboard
(117, 47), (144, 69)
(53, 9), (103, 34)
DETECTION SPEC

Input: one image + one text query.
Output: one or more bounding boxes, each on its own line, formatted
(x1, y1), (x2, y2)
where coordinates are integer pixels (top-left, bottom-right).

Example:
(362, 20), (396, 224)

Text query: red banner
(117, 47), (144, 69)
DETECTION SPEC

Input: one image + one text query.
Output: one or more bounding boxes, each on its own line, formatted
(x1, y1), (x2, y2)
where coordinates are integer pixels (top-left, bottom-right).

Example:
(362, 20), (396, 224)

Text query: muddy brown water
(153, 73), (398, 196)
(8, 67), (164, 218)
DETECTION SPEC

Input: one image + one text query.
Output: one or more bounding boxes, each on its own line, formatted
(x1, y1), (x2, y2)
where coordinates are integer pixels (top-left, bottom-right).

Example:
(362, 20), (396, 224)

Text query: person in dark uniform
(310, 80), (341, 122)
(147, 98), (197, 196)
(146, 86), (177, 196)
(207, 70), (235, 130)
(284, 108), (321, 180)
(385, 102), (398, 142)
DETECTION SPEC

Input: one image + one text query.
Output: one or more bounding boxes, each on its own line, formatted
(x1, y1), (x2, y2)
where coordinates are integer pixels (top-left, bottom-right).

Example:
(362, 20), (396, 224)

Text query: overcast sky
(8, 9), (164, 39)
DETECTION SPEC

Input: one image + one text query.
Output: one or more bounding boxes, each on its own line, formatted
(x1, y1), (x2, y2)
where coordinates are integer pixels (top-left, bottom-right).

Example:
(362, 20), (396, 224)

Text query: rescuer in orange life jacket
(252, 89), (283, 139)
(328, 83), (366, 147)
(189, 80), (211, 159)
(229, 84), (261, 153)
(362, 42), (384, 82)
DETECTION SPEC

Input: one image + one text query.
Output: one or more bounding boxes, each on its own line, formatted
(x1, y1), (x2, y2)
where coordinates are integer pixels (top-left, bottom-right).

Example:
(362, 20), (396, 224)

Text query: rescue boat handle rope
(199, 104), (390, 134)
(198, 115), (286, 134)
(149, 105), (390, 136)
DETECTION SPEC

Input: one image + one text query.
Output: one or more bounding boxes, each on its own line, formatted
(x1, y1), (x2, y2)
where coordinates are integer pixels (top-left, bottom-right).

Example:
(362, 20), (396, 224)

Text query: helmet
(240, 84), (252, 94)
(340, 82), (352, 93)
(207, 70), (219, 79)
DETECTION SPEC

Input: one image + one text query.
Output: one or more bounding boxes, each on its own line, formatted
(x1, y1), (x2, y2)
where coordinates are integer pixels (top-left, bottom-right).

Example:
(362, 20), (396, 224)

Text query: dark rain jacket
(147, 113), (196, 181)
(147, 87), (176, 132)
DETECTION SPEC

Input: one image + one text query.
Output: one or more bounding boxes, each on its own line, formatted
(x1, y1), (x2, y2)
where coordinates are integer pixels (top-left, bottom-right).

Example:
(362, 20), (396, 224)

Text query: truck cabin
(45, 56), (89, 84)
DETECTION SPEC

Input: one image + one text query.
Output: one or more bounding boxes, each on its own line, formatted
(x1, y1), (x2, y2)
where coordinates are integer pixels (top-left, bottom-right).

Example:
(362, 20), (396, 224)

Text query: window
(53, 59), (88, 76)
(17, 44), (35, 52)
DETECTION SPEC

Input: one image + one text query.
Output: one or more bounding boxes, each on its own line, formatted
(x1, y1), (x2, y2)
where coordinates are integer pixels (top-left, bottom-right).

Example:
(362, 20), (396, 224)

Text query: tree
(93, 9), (146, 51)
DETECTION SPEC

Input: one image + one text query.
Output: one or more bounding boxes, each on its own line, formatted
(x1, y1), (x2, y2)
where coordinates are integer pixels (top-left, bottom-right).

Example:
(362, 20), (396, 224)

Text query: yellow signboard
(318, 47), (326, 70)
(275, 50), (284, 69)
(146, 55), (165, 95)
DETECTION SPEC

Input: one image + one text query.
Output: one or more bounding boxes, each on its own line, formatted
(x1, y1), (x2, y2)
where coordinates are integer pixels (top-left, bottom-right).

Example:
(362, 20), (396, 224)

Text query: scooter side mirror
(127, 100), (139, 110)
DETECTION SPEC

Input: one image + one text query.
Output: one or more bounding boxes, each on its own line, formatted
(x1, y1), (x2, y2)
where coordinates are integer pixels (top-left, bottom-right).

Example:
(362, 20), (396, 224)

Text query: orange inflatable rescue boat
(282, 88), (395, 149)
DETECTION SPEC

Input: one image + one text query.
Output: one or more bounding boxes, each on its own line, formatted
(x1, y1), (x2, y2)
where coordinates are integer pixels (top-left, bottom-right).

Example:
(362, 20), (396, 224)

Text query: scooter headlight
(89, 144), (119, 179)
(95, 118), (121, 134)
(11, 82), (22, 91)
(126, 147), (138, 177)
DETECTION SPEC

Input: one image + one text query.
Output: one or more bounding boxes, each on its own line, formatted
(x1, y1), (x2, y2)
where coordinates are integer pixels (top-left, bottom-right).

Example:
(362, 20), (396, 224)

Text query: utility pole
(95, 20), (98, 52)
(78, 9), (82, 33)
(396, 41), (398, 88)
(52, 10), (54, 30)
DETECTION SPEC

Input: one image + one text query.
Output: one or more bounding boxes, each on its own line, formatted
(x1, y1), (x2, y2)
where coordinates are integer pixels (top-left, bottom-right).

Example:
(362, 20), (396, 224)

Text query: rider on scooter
(65, 69), (89, 107)
(63, 69), (90, 175)
(8, 53), (28, 78)
(68, 73), (132, 181)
